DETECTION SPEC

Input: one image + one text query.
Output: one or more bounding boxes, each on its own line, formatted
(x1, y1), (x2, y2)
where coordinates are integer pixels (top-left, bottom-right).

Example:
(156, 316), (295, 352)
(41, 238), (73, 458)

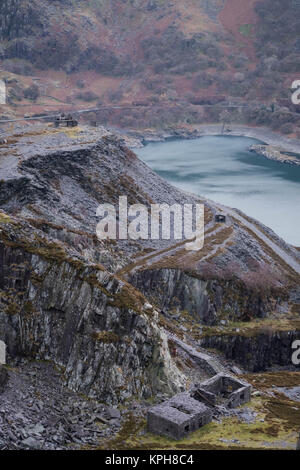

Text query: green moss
(66, 257), (86, 273)
(1, 231), (68, 264)
(30, 271), (44, 286)
(91, 331), (120, 344)
(0, 211), (11, 224)
(265, 396), (300, 429)
(96, 414), (145, 450)
(0, 223), (147, 317)
(84, 273), (113, 298)
(5, 301), (20, 315)
(108, 283), (148, 316)
(26, 217), (105, 253)
(1, 227), (92, 277)
(23, 300), (38, 318)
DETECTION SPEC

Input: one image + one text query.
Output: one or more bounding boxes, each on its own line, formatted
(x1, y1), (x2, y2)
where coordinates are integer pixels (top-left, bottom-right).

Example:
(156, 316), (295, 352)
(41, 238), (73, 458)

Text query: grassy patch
(137, 226), (233, 272)
(5, 301), (20, 316)
(243, 371), (300, 390)
(94, 396), (297, 450)
(0, 211), (11, 224)
(197, 316), (300, 339)
(239, 24), (253, 37)
(234, 217), (299, 282)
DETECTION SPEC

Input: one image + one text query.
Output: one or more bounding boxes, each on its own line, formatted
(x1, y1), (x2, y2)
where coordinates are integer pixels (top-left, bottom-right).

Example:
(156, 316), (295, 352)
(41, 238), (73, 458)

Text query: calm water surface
(136, 135), (300, 246)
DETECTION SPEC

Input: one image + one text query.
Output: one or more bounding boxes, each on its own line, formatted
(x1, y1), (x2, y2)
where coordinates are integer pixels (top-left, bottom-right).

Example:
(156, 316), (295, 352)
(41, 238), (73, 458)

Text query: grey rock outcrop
(200, 330), (300, 372)
(0, 125), (298, 405)
(0, 218), (185, 403)
(250, 144), (300, 167)
(0, 365), (8, 392)
(131, 268), (276, 325)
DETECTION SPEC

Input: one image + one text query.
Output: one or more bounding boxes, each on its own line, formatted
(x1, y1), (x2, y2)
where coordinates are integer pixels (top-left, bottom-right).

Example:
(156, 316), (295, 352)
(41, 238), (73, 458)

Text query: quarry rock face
(200, 330), (300, 372)
(0, 365), (8, 392)
(0, 0), (299, 450)
(0, 220), (185, 404)
(130, 268), (275, 326)
(0, 127), (299, 405)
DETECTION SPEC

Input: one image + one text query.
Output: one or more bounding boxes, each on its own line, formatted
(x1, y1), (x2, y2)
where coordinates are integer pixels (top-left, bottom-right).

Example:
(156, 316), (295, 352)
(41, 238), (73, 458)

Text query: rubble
(0, 360), (121, 450)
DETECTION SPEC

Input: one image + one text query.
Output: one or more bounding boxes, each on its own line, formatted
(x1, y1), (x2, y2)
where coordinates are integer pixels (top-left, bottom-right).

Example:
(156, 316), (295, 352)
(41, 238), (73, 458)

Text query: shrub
(32, 33), (80, 70)
(241, 263), (284, 294)
(192, 72), (213, 90)
(108, 89), (124, 102)
(8, 84), (23, 101)
(2, 58), (34, 76)
(141, 29), (217, 75)
(76, 79), (85, 89)
(75, 90), (99, 102)
(24, 84), (39, 101)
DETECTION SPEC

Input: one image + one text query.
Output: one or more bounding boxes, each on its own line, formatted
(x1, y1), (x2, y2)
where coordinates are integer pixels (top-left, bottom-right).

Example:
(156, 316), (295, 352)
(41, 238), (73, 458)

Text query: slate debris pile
(0, 360), (123, 450)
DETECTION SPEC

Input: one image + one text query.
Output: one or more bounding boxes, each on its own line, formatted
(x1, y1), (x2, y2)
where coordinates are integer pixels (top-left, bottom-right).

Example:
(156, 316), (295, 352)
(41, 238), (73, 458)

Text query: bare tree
(219, 110), (231, 134)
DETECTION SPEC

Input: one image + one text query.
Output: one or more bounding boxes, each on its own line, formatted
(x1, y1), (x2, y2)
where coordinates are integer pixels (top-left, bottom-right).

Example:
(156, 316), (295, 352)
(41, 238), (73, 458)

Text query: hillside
(1, 122), (299, 330)
(0, 1), (300, 451)
(0, 123), (299, 449)
(0, 0), (299, 134)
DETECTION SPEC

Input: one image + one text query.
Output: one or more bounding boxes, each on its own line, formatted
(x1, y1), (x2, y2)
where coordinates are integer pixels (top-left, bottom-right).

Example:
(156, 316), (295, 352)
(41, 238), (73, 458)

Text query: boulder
(106, 407), (121, 420)
(21, 437), (42, 449)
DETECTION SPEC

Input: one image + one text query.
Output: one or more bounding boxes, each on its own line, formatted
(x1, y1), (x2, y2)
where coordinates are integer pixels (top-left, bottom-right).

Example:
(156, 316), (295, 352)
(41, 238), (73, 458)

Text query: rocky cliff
(0, 214), (185, 403)
(0, 123), (299, 401)
(200, 329), (300, 372)
(130, 268), (278, 326)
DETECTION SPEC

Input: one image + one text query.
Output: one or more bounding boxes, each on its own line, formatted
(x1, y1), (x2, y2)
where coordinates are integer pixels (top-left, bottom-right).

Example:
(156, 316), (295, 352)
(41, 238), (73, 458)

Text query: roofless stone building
(147, 392), (212, 440)
(147, 374), (251, 440)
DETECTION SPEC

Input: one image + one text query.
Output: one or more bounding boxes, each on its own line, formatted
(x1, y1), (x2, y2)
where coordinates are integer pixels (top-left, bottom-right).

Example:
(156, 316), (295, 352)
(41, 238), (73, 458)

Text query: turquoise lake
(136, 135), (300, 246)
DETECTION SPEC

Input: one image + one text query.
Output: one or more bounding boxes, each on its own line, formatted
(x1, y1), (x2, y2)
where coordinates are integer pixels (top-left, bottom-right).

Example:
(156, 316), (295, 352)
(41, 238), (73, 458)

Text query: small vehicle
(54, 113), (78, 128)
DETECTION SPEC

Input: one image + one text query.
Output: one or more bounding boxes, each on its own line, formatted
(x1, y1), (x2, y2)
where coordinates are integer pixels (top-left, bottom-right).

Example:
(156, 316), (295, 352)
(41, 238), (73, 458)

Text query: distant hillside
(0, 0), (299, 134)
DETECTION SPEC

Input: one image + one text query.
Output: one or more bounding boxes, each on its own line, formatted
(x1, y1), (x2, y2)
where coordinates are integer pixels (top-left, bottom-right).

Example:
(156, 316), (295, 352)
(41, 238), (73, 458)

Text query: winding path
(210, 201), (300, 276)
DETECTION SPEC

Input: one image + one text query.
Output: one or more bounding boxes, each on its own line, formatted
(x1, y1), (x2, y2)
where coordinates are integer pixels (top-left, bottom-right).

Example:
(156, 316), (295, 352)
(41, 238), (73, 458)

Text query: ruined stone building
(147, 392), (212, 440)
(194, 373), (252, 409)
(148, 374), (251, 440)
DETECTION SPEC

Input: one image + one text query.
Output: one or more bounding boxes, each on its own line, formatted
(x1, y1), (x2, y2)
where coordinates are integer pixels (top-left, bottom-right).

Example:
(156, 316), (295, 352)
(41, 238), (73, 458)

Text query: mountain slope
(1, 124), (299, 325)
(0, 0), (299, 134)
